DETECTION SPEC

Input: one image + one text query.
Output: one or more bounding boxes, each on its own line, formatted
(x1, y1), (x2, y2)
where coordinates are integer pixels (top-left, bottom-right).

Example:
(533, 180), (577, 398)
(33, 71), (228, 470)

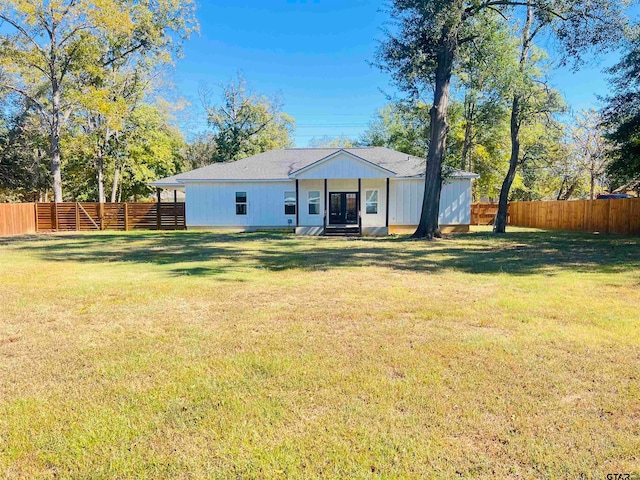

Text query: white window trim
(284, 191), (296, 215)
(236, 192), (247, 215)
(308, 190), (321, 215)
(365, 189), (379, 215)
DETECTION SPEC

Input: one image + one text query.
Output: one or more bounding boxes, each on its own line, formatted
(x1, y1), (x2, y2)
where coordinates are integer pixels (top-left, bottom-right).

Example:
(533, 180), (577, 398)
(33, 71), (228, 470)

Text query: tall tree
(361, 102), (430, 157)
(377, 0), (626, 238)
(568, 110), (609, 199)
(0, 0), (197, 202)
(0, 97), (50, 201)
(602, 35), (640, 190)
(493, 3), (625, 232)
(202, 75), (295, 162)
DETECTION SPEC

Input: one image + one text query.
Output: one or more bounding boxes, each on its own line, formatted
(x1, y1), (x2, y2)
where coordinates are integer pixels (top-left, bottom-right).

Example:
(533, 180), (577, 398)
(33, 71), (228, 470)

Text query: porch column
(295, 179), (299, 227)
(174, 189), (178, 229)
(386, 178), (390, 227)
(358, 178), (362, 233)
(323, 178), (327, 231)
(156, 188), (161, 230)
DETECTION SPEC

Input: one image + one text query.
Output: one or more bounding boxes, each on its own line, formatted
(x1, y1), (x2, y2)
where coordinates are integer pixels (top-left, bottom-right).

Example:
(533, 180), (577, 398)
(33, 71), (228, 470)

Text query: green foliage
(0, 0), (198, 201)
(64, 103), (185, 201)
(0, 99), (50, 201)
(360, 102), (430, 157)
(602, 33), (640, 188)
(203, 74), (295, 162)
(308, 136), (358, 148)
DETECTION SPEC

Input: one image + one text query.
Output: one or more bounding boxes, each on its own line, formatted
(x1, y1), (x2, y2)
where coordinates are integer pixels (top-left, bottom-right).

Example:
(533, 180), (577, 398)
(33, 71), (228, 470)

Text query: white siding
(298, 179), (324, 227)
(360, 178), (387, 227)
(389, 178), (472, 225)
(185, 181), (296, 227)
(295, 152), (389, 179)
(184, 176), (472, 229)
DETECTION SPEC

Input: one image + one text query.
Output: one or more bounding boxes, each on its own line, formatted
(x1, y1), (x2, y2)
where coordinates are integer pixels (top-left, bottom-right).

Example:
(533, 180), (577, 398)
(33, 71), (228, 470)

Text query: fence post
(53, 203), (58, 231)
(99, 203), (104, 231)
(34, 203), (39, 233)
(75, 203), (80, 231)
(124, 203), (129, 231)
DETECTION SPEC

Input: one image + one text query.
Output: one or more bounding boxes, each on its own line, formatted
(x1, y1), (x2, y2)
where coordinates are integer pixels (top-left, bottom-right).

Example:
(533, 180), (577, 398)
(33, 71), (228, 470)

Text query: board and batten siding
(294, 152), (389, 180)
(389, 178), (472, 225)
(184, 177), (472, 229)
(185, 181), (296, 228)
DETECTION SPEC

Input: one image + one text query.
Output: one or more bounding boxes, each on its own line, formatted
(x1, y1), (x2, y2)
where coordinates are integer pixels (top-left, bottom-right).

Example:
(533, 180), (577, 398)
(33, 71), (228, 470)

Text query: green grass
(0, 227), (639, 479)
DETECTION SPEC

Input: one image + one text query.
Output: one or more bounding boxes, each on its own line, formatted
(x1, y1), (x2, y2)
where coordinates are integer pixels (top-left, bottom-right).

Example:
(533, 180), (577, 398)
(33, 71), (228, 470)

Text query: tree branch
(0, 14), (47, 59)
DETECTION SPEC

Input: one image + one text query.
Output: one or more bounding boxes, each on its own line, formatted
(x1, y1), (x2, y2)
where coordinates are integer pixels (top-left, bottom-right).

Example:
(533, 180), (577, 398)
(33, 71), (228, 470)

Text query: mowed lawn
(0, 228), (639, 479)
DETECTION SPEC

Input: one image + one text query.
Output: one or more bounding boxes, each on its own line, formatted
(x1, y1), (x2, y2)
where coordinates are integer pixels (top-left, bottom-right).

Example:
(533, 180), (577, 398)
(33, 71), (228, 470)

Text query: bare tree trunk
(590, 170), (595, 200)
(461, 95), (475, 171)
(494, 96), (521, 233)
(110, 166), (120, 203)
(97, 151), (105, 203)
(494, 4), (533, 234)
(96, 127), (110, 203)
(412, 35), (455, 239)
(51, 85), (63, 202)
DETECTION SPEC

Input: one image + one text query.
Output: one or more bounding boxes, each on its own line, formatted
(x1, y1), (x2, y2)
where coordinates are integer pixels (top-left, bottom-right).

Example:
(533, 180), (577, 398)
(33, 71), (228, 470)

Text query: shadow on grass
(4, 229), (640, 277)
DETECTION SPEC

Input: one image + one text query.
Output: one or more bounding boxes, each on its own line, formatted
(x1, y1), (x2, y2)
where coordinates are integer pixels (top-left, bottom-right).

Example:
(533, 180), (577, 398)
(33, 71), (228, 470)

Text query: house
(151, 147), (479, 236)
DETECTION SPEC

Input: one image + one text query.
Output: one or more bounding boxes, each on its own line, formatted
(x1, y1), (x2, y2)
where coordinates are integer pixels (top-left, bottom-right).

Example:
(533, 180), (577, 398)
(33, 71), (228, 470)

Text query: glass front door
(329, 192), (358, 225)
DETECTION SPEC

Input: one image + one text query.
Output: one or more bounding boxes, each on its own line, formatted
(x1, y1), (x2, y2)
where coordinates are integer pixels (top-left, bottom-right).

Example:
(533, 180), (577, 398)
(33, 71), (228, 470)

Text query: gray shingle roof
(151, 147), (477, 187)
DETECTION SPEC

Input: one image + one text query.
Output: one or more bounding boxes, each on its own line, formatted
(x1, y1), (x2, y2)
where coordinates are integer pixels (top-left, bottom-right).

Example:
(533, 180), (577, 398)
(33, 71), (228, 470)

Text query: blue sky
(173, 0), (624, 147)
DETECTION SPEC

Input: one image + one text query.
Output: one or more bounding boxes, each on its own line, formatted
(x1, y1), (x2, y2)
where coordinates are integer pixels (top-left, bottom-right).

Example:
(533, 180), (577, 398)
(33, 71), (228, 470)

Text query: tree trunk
(97, 151), (105, 203)
(494, 95), (521, 233)
(51, 86), (63, 203)
(96, 128), (110, 203)
(412, 35), (455, 239)
(590, 171), (595, 200)
(111, 166), (120, 203)
(461, 95), (475, 171)
(493, 4), (533, 234)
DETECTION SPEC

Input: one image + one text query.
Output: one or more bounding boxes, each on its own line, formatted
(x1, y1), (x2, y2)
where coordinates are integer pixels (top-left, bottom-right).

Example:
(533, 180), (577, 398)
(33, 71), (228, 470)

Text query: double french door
(329, 192), (358, 225)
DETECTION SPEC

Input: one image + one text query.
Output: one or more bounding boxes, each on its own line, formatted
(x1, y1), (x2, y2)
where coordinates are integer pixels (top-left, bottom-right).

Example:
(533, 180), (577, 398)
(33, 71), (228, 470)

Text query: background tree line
(1, 0), (639, 232)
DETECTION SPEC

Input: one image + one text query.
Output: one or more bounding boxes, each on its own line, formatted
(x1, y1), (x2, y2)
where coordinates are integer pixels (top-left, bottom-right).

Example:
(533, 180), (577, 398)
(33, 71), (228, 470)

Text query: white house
(151, 147), (478, 236)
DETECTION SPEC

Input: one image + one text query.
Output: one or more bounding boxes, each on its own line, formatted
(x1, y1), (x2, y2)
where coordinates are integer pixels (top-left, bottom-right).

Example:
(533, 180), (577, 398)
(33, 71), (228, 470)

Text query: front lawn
(0, 228), (638, 478)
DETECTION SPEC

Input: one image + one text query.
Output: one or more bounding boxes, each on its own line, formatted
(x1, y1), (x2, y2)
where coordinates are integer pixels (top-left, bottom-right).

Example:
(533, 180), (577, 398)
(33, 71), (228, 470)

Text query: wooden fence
(471, 202), (500, 225)
(0, 203), (37, 236)
(0, 202), (185, 236)
(510, 198), (640, 235)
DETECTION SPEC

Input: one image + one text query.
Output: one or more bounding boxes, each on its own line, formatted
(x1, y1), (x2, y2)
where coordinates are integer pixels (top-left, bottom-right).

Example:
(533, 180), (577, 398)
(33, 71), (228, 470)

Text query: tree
(308, 136), (357, 148)
(202, 75), (295, 162)
(493, 2), (625, 232)
(377, 0), (626, 238)
(0, 97), (50, 201)
(0, 0), (197, 202)
(361, 102), (430, 156)
(602, 36), (640, 190)
(185, 133), (218, 170)
(568, 110), (609, 199)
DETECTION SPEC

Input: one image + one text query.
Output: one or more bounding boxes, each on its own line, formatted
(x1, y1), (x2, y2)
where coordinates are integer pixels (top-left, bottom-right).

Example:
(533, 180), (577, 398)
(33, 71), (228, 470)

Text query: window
(308, 191), (320, 215)
(284, 191), (296, 215)
(365, 190), (379, 214)
(235, 192), (247, 215)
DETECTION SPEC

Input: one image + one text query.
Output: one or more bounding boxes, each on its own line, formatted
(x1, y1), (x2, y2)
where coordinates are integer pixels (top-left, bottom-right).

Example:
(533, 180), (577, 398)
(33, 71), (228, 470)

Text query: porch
(294, 178), (390, 237)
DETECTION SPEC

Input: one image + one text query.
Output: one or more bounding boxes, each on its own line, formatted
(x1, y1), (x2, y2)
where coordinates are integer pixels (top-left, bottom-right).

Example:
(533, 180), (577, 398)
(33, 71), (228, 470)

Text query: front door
(329, 192), (358, 225)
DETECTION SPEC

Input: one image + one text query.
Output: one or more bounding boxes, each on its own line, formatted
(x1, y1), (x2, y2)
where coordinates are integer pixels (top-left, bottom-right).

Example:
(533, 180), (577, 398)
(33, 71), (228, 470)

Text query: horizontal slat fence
(0, 203), (37, 236)
(510, 198), (640, 235)
(33, 202), (185, 233)
(471, 203), (501, 225)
